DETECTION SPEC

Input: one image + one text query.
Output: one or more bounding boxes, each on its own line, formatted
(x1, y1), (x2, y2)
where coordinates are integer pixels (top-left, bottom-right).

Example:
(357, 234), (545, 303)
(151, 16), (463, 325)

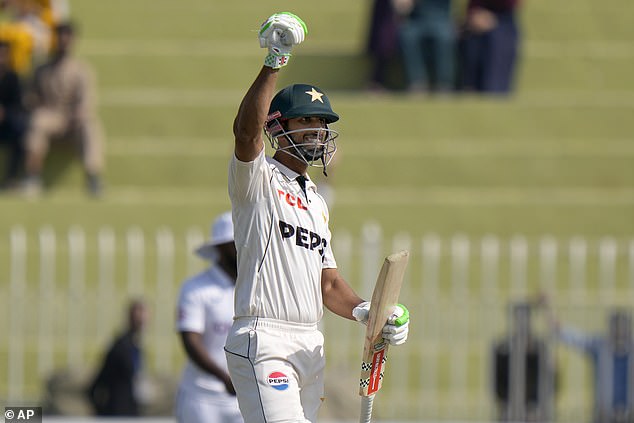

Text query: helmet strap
(321, 156), (328, 177)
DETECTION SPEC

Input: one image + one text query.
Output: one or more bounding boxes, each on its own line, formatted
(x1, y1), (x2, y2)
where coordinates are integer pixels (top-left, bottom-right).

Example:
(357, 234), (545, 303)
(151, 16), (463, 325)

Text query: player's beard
(290, 133), (325, 163)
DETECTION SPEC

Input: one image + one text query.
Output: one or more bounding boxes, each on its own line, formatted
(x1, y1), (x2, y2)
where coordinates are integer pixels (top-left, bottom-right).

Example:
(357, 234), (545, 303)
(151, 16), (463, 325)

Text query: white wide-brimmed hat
(195, 211), (234, 261)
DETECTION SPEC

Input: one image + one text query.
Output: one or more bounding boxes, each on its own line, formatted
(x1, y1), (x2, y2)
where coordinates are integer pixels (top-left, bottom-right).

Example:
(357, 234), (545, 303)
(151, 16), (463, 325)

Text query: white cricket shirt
(176, 265), (235, 393)
(229, 149), (337, 324)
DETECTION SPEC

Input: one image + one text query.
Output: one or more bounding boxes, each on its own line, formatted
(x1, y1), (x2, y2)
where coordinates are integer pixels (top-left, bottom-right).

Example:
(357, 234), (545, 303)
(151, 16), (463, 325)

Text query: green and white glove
(258, 12), (307, 69)
(383, 304), (409, 346)
(352, 302), (410, 346)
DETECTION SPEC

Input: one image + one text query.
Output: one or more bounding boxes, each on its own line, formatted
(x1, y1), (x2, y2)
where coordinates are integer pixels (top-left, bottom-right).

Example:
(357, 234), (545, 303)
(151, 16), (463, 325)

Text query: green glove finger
(393, 304), (409, 327)
(260, 12), (307, 36)
(259, 21), (272, 36)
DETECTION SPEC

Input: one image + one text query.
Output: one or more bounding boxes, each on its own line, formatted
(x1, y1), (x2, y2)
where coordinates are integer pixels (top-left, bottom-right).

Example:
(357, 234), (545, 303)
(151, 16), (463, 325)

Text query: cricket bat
(359, 250), (409, 423)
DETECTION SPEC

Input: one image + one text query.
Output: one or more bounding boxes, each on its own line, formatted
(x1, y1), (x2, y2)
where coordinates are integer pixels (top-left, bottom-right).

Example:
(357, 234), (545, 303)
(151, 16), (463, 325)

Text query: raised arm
(233, 67), (279, 162)
(232, 13), (308, 162)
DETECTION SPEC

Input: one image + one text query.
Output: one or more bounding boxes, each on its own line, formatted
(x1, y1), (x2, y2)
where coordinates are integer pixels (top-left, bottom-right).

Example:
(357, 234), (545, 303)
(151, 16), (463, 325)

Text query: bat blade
(359, 250), (409, 397)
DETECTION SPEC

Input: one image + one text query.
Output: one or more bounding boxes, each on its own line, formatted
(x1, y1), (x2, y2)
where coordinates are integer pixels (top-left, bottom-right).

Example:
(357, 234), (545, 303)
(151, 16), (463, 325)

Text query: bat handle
(359, 394), (375, 423)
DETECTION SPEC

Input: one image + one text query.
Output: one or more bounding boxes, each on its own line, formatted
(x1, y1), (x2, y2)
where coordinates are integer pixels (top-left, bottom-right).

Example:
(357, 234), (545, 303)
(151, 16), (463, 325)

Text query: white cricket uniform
(225, 149), (336, 423)
(175, 266), (243, 423)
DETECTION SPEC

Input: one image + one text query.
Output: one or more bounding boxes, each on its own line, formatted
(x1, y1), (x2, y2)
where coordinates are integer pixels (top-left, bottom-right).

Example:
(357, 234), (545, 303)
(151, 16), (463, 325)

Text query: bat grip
(359, 394), (375, 423)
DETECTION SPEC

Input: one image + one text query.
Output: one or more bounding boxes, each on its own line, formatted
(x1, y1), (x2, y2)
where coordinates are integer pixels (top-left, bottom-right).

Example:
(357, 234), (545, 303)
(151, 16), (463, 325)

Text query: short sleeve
(176, 288), (205, 333)
(229, 148), (269, 205)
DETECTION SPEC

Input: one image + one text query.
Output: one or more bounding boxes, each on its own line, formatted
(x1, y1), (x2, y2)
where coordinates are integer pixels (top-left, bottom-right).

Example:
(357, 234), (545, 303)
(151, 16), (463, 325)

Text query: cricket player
(224, 12), (410, 423)
(175, 212), (243, 423)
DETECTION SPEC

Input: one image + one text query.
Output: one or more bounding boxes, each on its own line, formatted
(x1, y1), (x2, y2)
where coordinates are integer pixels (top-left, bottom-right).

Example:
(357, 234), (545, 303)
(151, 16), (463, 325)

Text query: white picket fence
(1, 223), (634, 421)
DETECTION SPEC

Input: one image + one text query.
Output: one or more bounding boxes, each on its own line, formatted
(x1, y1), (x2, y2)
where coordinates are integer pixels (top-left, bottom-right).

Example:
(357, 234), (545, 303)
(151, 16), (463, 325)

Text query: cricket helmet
(268, 83), (339, 124)
(265, 84), (339, 171)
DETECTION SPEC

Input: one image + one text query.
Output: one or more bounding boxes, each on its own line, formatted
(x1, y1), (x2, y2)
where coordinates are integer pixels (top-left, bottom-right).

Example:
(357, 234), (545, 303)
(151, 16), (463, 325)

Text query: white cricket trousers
(175, 386), (243, 423)
(224, 317), (325, 423)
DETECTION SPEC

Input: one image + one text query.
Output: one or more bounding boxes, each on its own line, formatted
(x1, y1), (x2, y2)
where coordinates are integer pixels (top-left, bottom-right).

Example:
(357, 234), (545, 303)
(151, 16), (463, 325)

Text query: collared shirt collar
(266, 156), (316, 191)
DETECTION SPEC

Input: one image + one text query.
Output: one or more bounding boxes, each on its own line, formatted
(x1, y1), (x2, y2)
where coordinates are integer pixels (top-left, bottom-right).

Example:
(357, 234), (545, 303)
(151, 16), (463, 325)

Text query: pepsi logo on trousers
(267, 371), (289, 391)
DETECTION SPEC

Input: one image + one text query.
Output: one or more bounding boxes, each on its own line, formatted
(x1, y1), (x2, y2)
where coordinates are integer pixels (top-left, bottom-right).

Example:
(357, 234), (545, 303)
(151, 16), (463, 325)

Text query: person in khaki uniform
(22, 20), (104, 196)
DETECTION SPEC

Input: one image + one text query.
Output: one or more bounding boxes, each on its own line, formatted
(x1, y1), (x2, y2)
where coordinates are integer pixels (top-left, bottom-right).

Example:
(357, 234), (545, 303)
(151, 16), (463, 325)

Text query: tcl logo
(277, 190), (308, 211)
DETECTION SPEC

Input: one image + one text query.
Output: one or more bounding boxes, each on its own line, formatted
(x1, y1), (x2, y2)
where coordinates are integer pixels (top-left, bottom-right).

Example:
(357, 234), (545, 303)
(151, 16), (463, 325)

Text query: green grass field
(0, 0), (633, 420)
(1, 0), (632, 238)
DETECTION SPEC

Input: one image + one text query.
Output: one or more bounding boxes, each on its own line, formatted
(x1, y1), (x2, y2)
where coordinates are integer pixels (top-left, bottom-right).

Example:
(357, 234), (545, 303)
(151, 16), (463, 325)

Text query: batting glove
(352, 301), (371, 324)
(383, 304), (409, 346)
(352, 302), (410, 346)
(258, 12), (307, 69)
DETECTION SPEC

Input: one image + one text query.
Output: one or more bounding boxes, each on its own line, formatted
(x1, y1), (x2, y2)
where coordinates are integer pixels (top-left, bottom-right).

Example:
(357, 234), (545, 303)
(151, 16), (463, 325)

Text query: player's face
(286, 116), (327, 142)
(281, 116), (328, 157)
(269, 115), (337, 170)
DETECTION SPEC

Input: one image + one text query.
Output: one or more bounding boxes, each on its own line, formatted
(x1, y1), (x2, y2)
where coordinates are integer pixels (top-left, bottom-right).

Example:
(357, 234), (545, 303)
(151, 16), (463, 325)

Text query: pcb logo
(267, 371), (289, 391)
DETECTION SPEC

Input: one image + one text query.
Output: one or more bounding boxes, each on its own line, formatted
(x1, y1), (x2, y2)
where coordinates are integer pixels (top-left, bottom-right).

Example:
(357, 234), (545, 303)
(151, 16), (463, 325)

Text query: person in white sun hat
(175, 211), (243, 423)
(193, 212), (236, 262)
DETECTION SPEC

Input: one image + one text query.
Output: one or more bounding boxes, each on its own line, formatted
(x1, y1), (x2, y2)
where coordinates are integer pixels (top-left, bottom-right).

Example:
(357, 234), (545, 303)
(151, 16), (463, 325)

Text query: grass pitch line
(99, 88), (634, 108)
(106, 136), (634, 158)
(100, 88), (242, 107)
(3, 187), (632, 207)
(527, 40), (634, 58)
(80, 39), (634, 59)
(333, 187), (634, 207)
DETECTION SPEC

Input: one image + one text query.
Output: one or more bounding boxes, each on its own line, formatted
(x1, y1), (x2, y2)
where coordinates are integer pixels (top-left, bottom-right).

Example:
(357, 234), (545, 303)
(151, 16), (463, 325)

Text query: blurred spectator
(458, 0), (522, 95)
(398, 0), (456, 94)
(365, 0), (402, 92)
(21, 21), (105, 197)
(0, 1), (36, 78)
(541, 298), (634, 423)
(86, 298), (149, 417)
(492, 301), (557, 422)
(10, 0), (51, 69)
(35, 0), (71, 30)
(175, 211), (243, 423)
(0, 39), (26, 189)
(0, 0), (52, 77)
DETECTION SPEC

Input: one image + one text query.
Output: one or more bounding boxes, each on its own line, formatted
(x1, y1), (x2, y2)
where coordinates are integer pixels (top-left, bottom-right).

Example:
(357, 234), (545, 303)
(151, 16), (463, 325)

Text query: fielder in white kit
(175, 212), (243, 423)
(224, 12), (411, 423)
